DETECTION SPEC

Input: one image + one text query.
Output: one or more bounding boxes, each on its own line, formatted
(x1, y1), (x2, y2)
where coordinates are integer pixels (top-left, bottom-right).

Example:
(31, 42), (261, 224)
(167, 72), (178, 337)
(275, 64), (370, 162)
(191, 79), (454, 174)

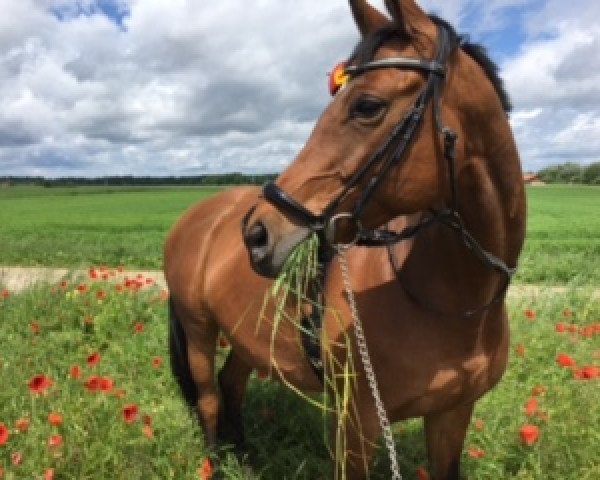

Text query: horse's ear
(384, 0), (433, 36)
(349, 0), (390, 36)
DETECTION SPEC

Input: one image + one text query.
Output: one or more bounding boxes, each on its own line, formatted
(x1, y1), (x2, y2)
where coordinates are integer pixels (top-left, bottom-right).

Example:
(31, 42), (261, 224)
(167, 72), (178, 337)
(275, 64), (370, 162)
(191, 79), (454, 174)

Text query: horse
(240, 0), (525, 478)
(167, 1), (526, 479)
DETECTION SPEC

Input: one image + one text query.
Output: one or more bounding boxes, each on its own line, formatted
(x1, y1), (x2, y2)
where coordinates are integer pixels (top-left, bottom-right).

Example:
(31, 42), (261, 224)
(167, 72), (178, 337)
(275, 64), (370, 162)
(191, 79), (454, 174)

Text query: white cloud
(0, 0), (598, 177)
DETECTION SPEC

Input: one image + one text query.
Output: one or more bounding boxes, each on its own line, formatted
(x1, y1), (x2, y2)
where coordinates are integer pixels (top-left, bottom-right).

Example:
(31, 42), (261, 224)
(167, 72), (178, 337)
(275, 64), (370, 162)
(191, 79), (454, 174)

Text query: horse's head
(243, 0), (517, 277)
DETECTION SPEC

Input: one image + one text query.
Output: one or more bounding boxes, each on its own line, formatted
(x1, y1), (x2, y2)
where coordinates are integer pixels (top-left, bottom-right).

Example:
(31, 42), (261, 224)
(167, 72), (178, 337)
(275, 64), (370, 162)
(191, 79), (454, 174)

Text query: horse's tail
(168, 298), (198, 408)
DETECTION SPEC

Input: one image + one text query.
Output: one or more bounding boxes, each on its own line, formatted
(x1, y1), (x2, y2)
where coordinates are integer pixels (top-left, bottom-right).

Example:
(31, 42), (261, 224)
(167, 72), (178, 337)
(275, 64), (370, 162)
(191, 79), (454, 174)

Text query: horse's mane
(348, 14), (512, 113)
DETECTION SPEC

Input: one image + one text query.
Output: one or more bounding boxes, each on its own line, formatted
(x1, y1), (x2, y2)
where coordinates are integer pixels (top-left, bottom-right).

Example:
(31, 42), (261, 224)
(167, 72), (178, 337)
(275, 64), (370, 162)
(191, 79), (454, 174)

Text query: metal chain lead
(336, 246), (402, 480)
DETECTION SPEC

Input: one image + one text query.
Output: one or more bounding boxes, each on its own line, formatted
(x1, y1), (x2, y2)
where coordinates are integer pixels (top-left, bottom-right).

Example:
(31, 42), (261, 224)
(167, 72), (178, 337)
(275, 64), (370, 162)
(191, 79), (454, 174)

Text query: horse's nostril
(245, 222), (269, 249)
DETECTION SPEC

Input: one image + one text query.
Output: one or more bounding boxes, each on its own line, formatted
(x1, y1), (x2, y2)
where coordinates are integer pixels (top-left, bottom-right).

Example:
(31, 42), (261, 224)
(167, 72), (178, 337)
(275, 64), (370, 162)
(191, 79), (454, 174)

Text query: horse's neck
(400, 147), (525, 318)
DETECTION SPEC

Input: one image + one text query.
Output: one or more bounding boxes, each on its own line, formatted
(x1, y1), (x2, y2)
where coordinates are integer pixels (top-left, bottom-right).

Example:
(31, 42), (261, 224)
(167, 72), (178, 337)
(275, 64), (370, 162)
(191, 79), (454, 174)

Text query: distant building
(523, 174), (544, 186)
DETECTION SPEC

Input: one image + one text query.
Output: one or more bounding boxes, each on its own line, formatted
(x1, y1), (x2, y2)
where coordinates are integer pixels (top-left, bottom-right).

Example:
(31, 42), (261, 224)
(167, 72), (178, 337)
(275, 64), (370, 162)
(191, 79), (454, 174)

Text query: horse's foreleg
(424, 401), (474, 480)
(186, 324), (220, 449)
(217, 349), (252, 449)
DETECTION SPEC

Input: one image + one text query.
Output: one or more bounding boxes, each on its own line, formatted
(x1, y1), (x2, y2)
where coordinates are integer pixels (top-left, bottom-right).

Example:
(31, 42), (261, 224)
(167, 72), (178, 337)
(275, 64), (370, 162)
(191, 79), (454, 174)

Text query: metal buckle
(325, 213), (362, 249)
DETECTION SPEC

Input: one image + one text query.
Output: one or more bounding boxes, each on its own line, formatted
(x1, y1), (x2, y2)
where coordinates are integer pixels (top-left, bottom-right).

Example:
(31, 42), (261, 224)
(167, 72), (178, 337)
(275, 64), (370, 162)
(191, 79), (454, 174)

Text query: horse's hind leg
(424, 401), (474, 480)
(217, 349), (252, 449)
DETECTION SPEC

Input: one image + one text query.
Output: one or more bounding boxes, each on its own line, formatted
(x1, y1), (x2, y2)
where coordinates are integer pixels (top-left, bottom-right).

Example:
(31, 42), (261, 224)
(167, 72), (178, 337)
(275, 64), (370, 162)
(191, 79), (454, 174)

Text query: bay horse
(166, 1), (525, 479)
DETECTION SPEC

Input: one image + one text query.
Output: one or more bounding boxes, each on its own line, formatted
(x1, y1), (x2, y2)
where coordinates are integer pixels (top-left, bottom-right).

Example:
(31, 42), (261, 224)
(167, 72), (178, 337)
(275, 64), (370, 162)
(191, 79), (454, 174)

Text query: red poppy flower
(15, 418), (30, 433)
(525, 397), (538, 416)
(574, 366), (599, 380)
(96, 290), (107, 301)
(89, 269), (98, 279)
(556, 353), (576, 368)
(563, 308), (573, 318)
(84, 376), (101, 392)
(555, 323), (567, 333)
(473, 419), (485, 431)
(145, 278), (155, 285)
(123, 404), (139, 424)
(520, 424), (540, 446)
(515, 344), (526, 357)
(70, 365), (82, 380)
(30, 323), (41, 335)
(1, 289), (9, 300)
(199, 458), (213, 480)
(44, 468), (55, 480)
(59, 280), (68, 289)
(468, 447), (486, 459)
(152, 356), (163, 368)
(0, 466), (4, 477)
(581, 326), (595, 338)
(48, 412), (63, 426)
(416, 466), (430, 480)
(28, 374), (53, 395)
(11, 451), (23, 465)
(48, 434), (63, 448)
(0, 423), (9, 446)
(101, 273), (109, 281)
(134, 323), (144, 334)
(76, 284), (89, 294)
(524, 309), (536, 320)
(143, 414), (152, 427)
(117, 265), (125, 273)
(143, 424), (154, 439)
(115, 284), (125, 293)
(87, 352), (101, 367)
(100, 377), (114, 393)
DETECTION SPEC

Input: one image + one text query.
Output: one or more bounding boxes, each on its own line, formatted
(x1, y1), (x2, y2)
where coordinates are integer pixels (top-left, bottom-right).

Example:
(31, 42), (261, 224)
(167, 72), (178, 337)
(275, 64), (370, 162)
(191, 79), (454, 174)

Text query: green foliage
(537, 162), (600, 185)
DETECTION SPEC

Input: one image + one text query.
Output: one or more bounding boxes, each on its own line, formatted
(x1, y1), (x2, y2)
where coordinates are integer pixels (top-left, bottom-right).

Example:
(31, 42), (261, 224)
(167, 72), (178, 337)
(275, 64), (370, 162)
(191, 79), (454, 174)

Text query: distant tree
(582, 162), (600, 185)
(537, 163), (583, 184)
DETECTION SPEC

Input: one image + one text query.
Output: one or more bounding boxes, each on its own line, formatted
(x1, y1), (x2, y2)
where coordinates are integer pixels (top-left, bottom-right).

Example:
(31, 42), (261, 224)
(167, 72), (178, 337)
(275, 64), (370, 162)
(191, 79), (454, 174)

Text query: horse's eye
(350, 96), (387, 122)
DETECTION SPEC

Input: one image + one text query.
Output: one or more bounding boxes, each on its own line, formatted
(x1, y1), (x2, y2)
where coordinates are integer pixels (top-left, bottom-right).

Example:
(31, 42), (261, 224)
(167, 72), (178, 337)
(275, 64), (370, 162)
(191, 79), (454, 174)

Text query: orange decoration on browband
(328, 62), (349, 96)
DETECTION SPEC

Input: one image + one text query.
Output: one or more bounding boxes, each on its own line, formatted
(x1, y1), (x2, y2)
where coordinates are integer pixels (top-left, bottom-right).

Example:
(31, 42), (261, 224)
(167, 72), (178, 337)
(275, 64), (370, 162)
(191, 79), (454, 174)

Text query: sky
(1, 0), (599, 177)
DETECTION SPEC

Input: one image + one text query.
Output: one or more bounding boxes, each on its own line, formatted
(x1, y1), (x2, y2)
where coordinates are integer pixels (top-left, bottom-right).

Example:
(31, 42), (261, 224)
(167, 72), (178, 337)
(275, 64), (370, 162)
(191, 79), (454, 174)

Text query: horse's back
(164, 186), (260, 312)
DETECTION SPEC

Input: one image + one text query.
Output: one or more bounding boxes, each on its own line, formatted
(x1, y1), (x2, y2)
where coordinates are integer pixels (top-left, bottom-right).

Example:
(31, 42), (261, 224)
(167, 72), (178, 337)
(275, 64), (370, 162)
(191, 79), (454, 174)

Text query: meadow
(0, 184), (599, 479)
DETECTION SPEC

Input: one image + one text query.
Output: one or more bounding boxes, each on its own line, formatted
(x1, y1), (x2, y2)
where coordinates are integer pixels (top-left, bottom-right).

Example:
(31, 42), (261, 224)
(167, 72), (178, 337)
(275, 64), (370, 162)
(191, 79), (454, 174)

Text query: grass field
(1, 184), (599, 284)
(0, 184), (599, 478)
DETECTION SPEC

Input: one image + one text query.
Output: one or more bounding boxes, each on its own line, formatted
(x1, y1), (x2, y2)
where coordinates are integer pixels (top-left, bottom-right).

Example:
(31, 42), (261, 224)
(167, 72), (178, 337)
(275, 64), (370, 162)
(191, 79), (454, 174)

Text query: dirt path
(0, 266), (167, 293)
(1, 266), (598, 299)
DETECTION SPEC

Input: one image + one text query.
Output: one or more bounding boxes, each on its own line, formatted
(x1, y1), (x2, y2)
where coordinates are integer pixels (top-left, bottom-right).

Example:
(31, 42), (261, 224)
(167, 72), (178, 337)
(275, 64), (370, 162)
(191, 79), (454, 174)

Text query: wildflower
(89, 269), (98, 280)
(11, 451), (23, 465)
(96, 290), (107, 301)
(0, 423), (9, 446)
(1, 289), (9, 300)
(524, 309), (536, 320)
(30, 323), (41, 334)
(70, 365), (82, 380)
(416, 466), (430, 480)
(48, 434), (63, 448)
(143, 424), (154, 439)
(76, 284), (89, 294)
(48, 412), (63, 426)
(468, 447), (486, 459)
(16, 418), (30, 433)
(473, 419), (485, 431)
(59, 280), (68, 289)
(574, 366), (599, 380)
(555, 323), (567, 333)
(87, 352), (101, 367)
(152, 356), (163, 369)
(199, 458), (213, 480)
(525, 398), (538, 416)
(134, 323), (144, 334)
(563, 308), (573, 318)
(515, 344), (526, 357)
(143, 414), (152, 426)
(44, 468), (55, 480)
(84, 376), (101, 392)
(556, 353), (576, 368)
(520, 425), (540, 446)
(123, 404), (139, 424)
(100, 377), (114, 393)
(28, 375), (53, 395)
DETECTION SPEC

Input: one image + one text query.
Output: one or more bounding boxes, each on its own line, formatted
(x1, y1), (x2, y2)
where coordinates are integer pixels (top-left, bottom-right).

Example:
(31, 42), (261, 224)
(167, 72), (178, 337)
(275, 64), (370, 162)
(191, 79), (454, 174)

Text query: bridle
(263, 24), (458, 246)
(260, 22), (516, 315)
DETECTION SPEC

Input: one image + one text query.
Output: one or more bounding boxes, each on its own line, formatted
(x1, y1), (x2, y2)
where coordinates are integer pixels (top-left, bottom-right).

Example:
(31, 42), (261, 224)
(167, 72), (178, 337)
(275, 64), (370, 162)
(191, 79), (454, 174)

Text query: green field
(1, 184), (599, 285)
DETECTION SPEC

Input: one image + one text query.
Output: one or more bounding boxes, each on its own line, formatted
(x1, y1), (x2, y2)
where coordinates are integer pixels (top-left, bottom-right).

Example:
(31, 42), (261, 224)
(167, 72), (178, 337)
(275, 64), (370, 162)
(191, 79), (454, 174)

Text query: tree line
(536, 162), (600, 185)
(0, 173), (277, 187)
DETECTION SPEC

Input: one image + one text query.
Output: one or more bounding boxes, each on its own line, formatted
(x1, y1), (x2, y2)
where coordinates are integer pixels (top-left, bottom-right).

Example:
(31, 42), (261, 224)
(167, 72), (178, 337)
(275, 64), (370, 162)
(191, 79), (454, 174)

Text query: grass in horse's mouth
(261, 234), (362, 477)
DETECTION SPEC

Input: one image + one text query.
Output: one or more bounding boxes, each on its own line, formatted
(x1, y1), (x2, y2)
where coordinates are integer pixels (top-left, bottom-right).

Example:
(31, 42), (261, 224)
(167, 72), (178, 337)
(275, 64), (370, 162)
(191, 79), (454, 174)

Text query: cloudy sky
(1, 0), (599, 177)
